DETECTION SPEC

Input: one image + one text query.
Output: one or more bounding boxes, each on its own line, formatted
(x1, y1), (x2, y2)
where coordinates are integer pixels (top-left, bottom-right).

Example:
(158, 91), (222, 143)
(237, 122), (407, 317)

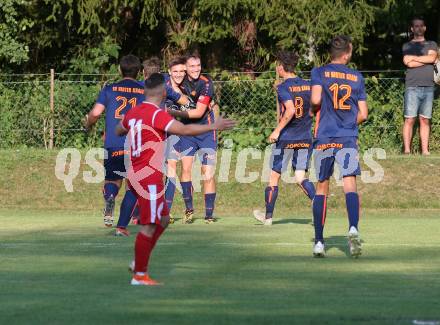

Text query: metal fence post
(49, 69), (54, 149)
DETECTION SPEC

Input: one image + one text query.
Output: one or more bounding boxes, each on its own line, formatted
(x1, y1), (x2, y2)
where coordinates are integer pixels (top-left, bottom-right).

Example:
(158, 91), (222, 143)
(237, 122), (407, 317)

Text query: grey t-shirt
(402, 40), (438, 87)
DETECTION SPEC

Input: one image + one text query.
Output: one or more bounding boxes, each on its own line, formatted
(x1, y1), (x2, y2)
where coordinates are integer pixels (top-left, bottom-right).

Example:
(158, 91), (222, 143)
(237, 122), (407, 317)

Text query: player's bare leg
(103, 179), (122, 227)
(343, 176), (362, 258)
(402, 117), (416, 154)
(181, 156), (195, 224)
(165, 159), (178, 223)
(419, 116), (430, 155)
(202, 163), (216, 223)
(313, 180), (329, 257)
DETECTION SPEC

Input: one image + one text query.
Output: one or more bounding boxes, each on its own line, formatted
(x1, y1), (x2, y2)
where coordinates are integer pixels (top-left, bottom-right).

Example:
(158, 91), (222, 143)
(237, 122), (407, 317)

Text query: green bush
(0, 73), (439, 152)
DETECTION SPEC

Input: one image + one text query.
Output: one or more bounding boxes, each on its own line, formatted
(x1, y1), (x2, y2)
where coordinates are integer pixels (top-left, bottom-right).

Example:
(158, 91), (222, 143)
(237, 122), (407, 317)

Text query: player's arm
(176, 94), (190, 106)
(167, 116), (235, 136)
(115, 114), (128, 136)
(268, 100), (294, 143)
(310, 85), (322, 113)
(167, 97), (210, 119)
(357, 101), (368, 124)
(84, 103), (105, 130)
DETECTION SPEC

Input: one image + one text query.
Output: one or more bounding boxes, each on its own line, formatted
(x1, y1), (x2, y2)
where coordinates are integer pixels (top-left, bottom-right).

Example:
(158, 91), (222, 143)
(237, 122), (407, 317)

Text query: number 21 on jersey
(115, 97), (137, 119)
(128, 119), (142, 157)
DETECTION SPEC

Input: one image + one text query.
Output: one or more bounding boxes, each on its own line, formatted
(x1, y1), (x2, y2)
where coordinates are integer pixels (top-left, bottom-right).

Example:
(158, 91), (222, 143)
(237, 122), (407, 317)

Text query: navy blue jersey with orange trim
(277, 77), (313, 141)
(311, 64), (367, 138)
(96, 79), (145, 149)
(179, 75), (215, 125)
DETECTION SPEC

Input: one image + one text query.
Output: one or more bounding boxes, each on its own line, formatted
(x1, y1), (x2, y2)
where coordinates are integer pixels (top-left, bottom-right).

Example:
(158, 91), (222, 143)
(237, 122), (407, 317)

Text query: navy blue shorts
(104, 148), (127, 181)
(313, 137), (361, 182)
(271, 140), (312, 173)
(179, 132), (217, 165)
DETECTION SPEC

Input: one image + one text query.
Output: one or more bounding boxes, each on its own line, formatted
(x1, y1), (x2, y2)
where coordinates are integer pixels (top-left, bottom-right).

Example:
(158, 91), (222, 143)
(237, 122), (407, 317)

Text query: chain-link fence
(1, 72), (439, 152)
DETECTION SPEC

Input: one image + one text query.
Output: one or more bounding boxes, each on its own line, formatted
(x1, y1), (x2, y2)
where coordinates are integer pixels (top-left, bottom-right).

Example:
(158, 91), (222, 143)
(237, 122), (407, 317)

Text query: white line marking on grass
(413, 320), (440, 325)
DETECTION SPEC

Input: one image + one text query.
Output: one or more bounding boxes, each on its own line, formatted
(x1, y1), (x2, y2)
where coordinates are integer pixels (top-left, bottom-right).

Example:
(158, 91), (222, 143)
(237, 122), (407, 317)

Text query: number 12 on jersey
(329, 83), (352, 110)
(128, 119), (142, 157)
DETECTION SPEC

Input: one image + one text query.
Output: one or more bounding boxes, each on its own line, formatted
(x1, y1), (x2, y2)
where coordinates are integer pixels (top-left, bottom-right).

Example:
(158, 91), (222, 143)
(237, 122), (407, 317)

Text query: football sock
(116, 190), (137, 228)
(265, 186), (279, 219)
(103, 183), (119, 201)
(345, 192), (360, 230)
(181, 181), (193, 211)
(300, 179), (316, 201)
(165, 177), (176, 211)
(134, 232), (155, 273)
(152, 224), (165, 249)
(205, 193), (216, 218)
(313, 195), (327, 243)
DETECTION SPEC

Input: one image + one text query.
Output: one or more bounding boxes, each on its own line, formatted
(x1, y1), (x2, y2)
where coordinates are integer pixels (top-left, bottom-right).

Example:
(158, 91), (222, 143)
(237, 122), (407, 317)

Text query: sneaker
(253, 210), (272, 226)
(182, 209), (194, 224)
(130, 273), (162, 286)
(115, 227), (130, 237)
(348, 226), (362, 258)
(204, 217), (216, 224)
(313, 241), (325, 257)
(128, 260), (135, 273)
(103, 196), (115, 227)
(169, 214), (175, 224)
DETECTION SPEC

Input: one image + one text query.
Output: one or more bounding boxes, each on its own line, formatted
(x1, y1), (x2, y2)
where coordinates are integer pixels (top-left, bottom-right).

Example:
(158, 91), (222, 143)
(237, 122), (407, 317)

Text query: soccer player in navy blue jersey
(167, 53), (217, 224)
(310, 35), (368, 258)
(253, 51), (315, 226)
(84, 55), (145, 235)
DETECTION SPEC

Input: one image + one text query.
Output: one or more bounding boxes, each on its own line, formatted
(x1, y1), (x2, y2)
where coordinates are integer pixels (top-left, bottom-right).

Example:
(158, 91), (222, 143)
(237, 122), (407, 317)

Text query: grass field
(1, 150), (440, 324)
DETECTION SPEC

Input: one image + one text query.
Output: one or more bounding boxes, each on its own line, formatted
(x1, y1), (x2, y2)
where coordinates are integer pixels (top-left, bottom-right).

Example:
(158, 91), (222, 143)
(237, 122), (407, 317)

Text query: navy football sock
(165, 177), (177, 211)
(116, 190), (137, 228)
(181, 181), (193, 211)
(103, 183), (119, 201)
(205, 193), (216, 218)
(264, 186), (279, 219)
(300, 179), (316, 201)
(345, 192), (360, 230)
(313, 195), (327, 243)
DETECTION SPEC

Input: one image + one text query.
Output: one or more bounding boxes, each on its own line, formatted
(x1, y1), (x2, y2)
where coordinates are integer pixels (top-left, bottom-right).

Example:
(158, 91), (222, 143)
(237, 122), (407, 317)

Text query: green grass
(1, 149), (440, 324)
(1, 209), (440, 324)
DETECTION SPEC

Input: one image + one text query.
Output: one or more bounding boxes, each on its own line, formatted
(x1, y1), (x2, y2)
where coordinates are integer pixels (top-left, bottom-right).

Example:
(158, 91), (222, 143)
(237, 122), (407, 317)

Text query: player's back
(311, 64), (366, 138)
(277, 77), (312, 141)
(123, 102), (174, 183)
(98, 79), (145, 149)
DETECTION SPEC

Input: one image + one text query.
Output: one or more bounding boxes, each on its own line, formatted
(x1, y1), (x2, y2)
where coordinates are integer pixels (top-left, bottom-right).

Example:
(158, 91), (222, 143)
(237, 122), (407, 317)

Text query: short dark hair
(330, 35), (352, 60)
(142, 57), (161, 78)
(119, 55), (141, 78)
(168, 56), (186, 69)
(276, 50), (299, 73)
(185, 52), (201, 62)
(144, 73), (165, 98)
(411, 16), (425, 26)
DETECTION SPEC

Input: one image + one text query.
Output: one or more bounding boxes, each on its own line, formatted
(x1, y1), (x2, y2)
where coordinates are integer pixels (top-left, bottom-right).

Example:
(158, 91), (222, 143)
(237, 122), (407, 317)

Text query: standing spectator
(402, 17), (438, 155)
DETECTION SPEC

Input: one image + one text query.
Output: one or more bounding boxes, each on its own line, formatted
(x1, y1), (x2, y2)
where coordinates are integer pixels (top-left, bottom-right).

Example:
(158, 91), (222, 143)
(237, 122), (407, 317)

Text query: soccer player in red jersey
(116, 73), (235, 285)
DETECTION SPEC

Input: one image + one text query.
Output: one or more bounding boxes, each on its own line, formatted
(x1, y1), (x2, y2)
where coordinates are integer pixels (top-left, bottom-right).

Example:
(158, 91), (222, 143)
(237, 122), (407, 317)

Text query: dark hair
(330, 35), (352, 59)
(185, 52), (201, 62)
(119, 55), (141, 78)
(168, 56), (186, 69)
(142, 57), (161, 78)
(411, 16), (425, 26)
(276, 50), (299, 72)
(144, 73), (165, 97)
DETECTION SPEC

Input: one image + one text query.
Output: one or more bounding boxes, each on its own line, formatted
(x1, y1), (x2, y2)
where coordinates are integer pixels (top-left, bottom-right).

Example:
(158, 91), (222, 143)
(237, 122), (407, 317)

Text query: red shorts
(132, 182), (169, 225)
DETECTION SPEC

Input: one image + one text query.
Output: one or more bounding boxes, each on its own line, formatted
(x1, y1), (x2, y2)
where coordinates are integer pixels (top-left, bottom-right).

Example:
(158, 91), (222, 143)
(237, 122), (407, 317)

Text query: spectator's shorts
(404, 86), (435, 119)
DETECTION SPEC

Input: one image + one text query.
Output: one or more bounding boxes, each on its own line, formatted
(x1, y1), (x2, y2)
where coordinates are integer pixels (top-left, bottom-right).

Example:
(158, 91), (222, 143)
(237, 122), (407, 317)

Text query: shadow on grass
(273, 218), (312, 225)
